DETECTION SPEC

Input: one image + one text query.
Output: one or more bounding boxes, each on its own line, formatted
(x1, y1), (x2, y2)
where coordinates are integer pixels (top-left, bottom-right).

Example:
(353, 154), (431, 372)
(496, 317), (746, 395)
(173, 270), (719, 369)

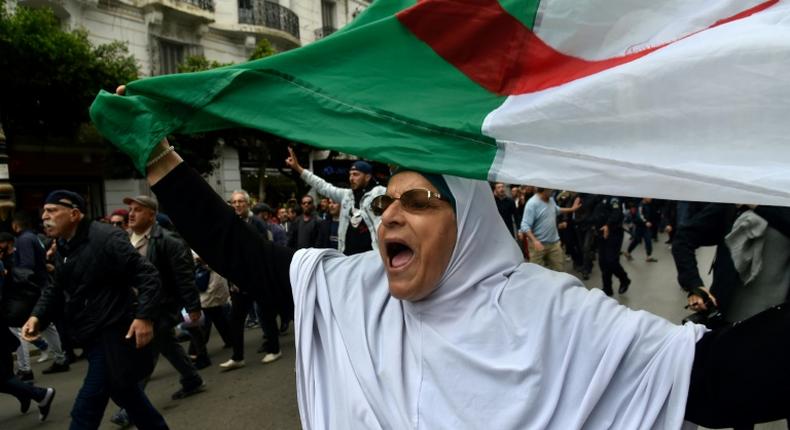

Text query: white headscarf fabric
(291, 174), (707, 429)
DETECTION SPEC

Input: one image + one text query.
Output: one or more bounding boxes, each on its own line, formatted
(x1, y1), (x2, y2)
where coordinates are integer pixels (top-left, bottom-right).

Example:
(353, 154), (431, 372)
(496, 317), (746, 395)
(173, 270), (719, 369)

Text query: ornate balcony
(238, 1), (300, 40)
(181, 0), (214, 12)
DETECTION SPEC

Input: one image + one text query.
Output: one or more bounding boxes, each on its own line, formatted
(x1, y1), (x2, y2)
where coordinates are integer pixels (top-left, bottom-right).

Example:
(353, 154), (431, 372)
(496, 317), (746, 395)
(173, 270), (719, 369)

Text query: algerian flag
(91, 0), (790, 205)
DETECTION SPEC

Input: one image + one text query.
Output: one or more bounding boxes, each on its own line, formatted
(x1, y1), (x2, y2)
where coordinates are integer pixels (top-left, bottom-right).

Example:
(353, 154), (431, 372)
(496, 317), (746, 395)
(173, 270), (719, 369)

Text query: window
(321, 0), (336, 29)
(158, 39), (185, 75)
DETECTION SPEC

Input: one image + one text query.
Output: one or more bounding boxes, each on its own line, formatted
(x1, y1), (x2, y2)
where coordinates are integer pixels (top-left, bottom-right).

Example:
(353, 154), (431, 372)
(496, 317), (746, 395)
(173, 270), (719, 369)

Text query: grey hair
(231, 189), (250, 202)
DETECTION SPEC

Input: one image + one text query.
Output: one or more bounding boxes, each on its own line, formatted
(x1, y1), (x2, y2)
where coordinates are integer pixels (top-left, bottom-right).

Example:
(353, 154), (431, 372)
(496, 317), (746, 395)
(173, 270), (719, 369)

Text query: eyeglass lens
(371, 189), (434, 216)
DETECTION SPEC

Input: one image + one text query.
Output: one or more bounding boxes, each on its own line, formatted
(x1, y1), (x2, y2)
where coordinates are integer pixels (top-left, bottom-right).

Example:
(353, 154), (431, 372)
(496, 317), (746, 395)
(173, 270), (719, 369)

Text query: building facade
(7, 0), (369, 216)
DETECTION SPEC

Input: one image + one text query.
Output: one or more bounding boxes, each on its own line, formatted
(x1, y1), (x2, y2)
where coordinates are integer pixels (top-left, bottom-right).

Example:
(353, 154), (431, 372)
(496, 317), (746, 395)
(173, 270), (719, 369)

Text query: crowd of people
(493, 186), (702, 296)
(2, 142), (790, 429)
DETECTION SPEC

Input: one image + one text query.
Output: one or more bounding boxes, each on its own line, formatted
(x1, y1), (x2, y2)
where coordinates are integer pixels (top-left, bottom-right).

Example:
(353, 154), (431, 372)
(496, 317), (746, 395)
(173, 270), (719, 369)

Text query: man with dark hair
(10, 212), (69, 375)
(109, 209), (129, 231)
(493, 182), (518, 237)
(287, 194), (322, 250)
(253, 203), (287, 246)
(286, 149), (386, 255)
(519, 188), (580, 271)
(124, 195), (205, 398)
(21, 190), (168, 429)
(593, 196), (631, 296)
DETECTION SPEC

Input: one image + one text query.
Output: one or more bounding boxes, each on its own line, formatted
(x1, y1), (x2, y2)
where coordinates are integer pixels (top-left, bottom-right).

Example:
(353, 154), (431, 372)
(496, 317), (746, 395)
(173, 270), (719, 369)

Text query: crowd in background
(3, 154), (790, 429)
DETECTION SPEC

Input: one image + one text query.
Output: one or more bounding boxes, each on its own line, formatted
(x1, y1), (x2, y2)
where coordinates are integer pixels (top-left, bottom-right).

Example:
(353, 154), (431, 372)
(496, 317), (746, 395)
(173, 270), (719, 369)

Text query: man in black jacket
(123, 195), (204, 399)
(11, 212), (70, 374)
(22, 190), (168, 429)
(593, 196), (631, 296)
(673, 203), (790, 321)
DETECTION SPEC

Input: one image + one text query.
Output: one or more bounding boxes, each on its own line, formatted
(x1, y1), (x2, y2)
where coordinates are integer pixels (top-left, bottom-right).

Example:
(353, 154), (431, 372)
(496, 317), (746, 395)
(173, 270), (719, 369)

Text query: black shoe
(171, 381), (206, 400)
(603, 287), (613, 296)
(16, 369), (34, 383)
(193, 356), (211, 370)
(618, 279), (631, 294)
(38, 388), (55, 422)
(279, 321), (289, 335)
(581, 272), (590, 281)
(20, 396), (31, 414)
(42, 361), (70, 375)
(222, 343), (232, 349)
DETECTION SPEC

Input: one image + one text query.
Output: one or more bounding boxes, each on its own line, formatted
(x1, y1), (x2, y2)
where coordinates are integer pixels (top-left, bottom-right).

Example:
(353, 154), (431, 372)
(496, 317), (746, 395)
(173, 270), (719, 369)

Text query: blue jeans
(70, 339), (168, 430)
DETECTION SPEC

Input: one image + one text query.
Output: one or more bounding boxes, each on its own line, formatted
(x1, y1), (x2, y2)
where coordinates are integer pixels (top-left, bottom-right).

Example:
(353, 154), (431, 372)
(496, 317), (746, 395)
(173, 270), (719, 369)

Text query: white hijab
(291, 174), (706, 429)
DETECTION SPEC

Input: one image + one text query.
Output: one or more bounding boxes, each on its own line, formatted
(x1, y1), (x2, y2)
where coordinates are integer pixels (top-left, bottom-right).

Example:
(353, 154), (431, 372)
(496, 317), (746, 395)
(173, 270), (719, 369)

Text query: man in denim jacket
(286, 148), (385, 255)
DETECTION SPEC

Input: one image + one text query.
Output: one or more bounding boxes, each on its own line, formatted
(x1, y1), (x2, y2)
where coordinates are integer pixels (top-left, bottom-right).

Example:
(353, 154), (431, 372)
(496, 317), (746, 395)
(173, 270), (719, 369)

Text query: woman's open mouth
(386, 240), (415, 270)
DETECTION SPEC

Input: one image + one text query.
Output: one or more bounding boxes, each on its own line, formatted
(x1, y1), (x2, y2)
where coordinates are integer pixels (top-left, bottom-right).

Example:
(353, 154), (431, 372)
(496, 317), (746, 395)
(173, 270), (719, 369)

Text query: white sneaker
(219, 359), (245, 370)
(36, 351), (50, 363)
(261, 352), (282, 364)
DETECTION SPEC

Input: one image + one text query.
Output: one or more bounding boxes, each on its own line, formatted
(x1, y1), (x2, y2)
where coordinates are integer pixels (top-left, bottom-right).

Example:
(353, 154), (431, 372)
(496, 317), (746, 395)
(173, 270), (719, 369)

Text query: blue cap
(45, 190), (86, 213)
(350, 160), (373, 174)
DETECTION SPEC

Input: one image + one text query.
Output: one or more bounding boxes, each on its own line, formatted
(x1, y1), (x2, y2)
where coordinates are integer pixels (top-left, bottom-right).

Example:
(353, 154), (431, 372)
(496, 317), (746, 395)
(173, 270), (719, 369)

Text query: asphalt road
(1, 234), (784, 429)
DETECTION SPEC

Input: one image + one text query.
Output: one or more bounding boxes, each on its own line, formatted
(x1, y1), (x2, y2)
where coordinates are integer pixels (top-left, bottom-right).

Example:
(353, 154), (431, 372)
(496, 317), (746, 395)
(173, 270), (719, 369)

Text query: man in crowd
(593, 195), (631, 296)
(511, 185), (525, 228)
(109, 209), (129, 231)
(519, 188), (580, 271)
(277, 207), (292, 235)
(573, 193), (602, 280)
(556, 191), (583, 273)
(108, 195), (205, 425)
(317, 198), (330, 221)
(674, 204), (790, 324)
(287, 194), (322, 250)
(1, 250), (56, 423)
(493, 182), (518, 237)
(223, 194), (284, 369)
(317, 199), (341, 249)
(230, 190), (270, 240)
(286, 148), (385, 255)
(624, 197), (659, 263)
(10, 213), (69, 376)
(253, 203), (287, 246)
(22, 190), (167, 429)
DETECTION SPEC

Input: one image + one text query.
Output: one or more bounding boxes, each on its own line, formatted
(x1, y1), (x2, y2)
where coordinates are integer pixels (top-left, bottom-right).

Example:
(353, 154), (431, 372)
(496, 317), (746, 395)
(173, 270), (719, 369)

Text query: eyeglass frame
(370, 188), (450, 216)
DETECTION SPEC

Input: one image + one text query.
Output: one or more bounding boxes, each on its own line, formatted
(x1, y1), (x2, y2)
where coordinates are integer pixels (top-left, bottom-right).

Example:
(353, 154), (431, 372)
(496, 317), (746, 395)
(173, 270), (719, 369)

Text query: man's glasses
(301, 201), (313, 206)
(370, 189), (450, 216)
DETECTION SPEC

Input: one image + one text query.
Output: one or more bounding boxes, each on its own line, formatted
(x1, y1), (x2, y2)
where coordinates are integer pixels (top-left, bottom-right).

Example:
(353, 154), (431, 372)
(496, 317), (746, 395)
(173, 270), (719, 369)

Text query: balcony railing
(182, 0), (214, 12)
(238, 1), (300, 40)
(313, 26), (336, 40)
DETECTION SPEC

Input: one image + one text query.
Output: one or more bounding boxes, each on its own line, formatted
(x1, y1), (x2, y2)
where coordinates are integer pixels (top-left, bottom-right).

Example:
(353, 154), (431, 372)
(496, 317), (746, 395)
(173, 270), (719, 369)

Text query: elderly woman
(136, 138), (789, 429)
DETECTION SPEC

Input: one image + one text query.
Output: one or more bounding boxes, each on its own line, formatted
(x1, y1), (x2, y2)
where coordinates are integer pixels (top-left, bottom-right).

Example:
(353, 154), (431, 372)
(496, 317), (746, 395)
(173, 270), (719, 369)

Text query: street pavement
(1, 234), (783, 429)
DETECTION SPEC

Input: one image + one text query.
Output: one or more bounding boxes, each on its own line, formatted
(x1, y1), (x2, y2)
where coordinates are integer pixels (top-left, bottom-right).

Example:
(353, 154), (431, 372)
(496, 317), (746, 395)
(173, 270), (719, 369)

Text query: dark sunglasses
(370, 189), (450, 216)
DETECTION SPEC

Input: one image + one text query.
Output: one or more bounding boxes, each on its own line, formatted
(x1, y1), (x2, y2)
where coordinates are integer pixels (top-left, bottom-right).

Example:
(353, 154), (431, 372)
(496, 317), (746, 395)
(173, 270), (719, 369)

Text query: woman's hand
(113, 86), (183, 182)
(687, 287), (718, 312)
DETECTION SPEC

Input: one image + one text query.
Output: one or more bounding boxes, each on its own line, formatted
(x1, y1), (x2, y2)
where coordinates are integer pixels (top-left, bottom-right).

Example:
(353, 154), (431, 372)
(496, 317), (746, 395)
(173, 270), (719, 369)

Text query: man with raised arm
(285, 148), (385, 255)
